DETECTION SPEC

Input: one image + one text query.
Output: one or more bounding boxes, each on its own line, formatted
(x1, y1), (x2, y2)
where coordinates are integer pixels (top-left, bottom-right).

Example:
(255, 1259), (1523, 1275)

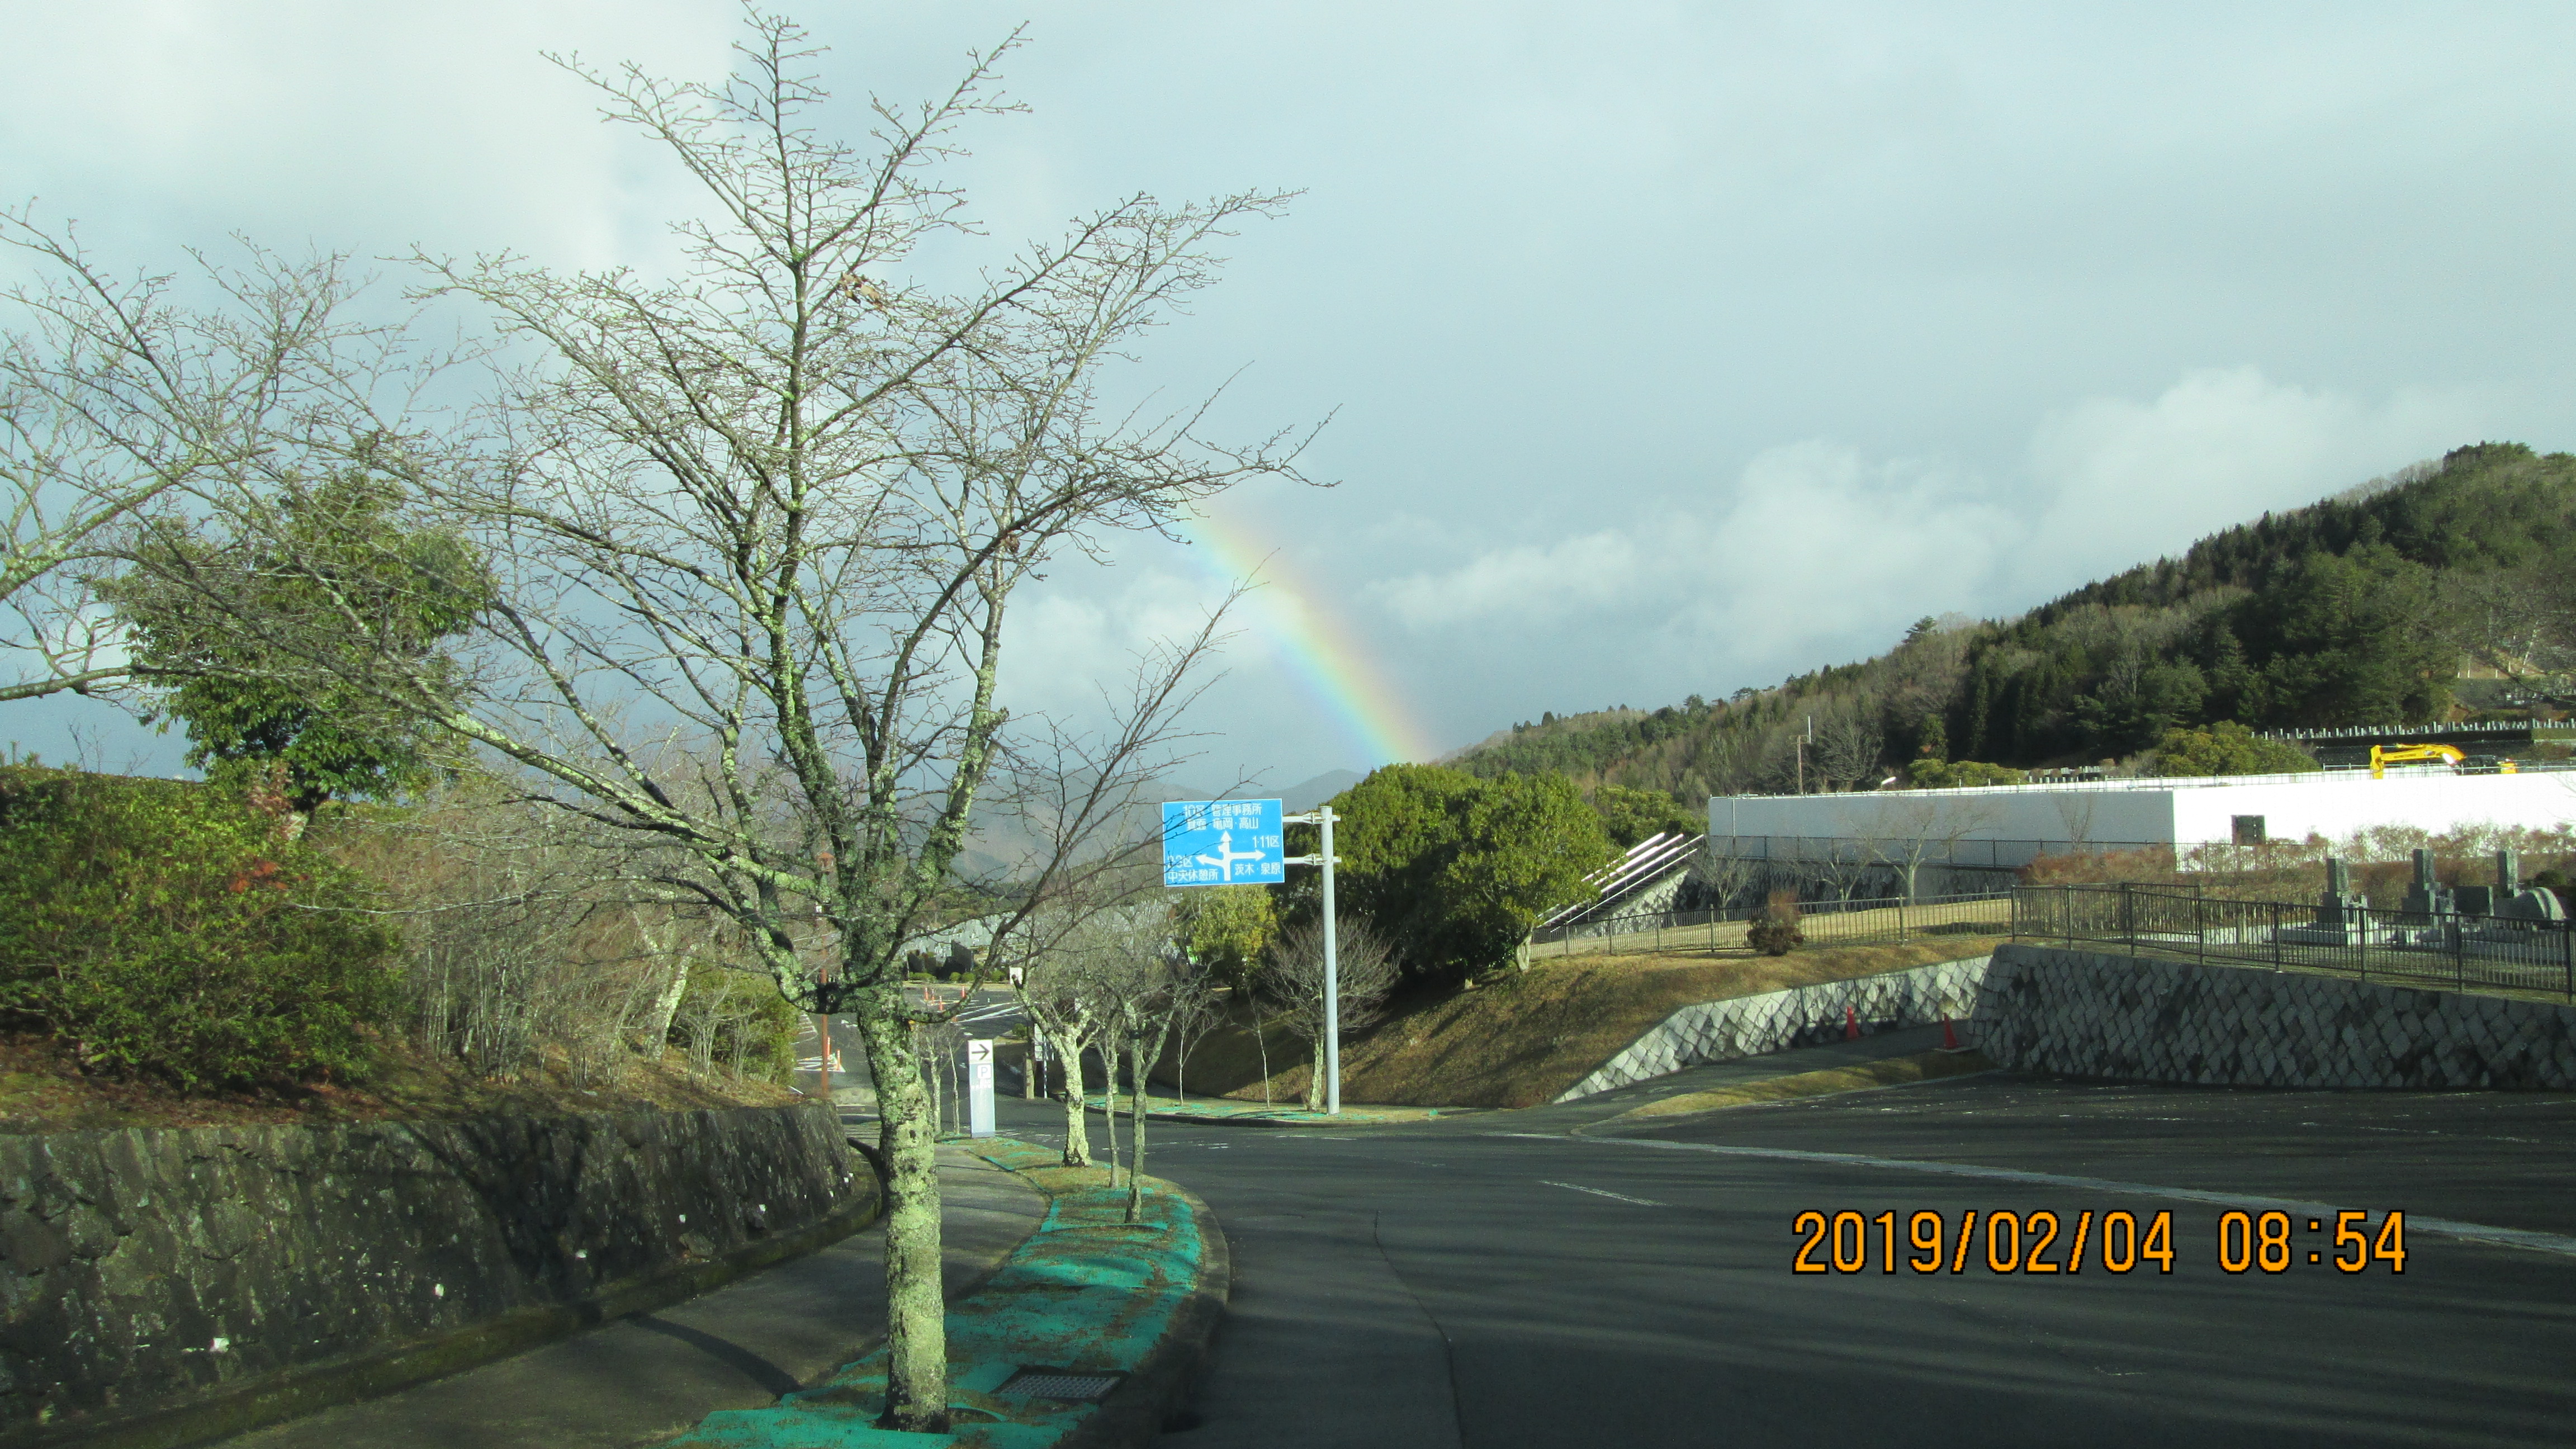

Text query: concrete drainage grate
(997, 1368), (1126, 1403)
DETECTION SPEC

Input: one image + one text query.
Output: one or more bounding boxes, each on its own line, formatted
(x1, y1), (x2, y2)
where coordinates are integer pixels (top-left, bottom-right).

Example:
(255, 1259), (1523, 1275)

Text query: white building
(1710, 768), (2576, 878)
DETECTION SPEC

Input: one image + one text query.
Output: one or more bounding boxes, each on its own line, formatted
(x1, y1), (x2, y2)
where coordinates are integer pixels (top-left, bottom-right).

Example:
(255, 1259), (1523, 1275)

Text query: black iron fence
(2010, 883), (2576, 1001)
(1526, 891), (2012, 960)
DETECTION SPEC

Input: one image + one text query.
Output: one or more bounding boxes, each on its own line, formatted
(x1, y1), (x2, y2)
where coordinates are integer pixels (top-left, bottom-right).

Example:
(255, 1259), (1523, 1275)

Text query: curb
(1053, 1173), (1229, 1449)
(1077, 1099), (1464, 1129)
(664, 1138), (1228, 1449)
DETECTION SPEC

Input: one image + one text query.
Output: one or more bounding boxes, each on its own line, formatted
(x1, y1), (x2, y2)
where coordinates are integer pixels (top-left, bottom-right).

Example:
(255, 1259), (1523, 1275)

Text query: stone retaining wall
(0, 1102), (869, 1447)
(1555, 956), (1992, 1101)
(1970, 943), (2576, 1089)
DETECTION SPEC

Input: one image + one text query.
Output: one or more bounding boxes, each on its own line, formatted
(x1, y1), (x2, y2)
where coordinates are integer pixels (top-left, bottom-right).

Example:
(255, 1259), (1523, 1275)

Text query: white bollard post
(966, 1038), (995, 1138)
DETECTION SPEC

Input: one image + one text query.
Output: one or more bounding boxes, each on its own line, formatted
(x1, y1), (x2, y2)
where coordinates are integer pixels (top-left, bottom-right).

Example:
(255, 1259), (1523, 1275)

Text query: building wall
(1710, 769), (2576, 862)
(2159, 770), (2575, 846)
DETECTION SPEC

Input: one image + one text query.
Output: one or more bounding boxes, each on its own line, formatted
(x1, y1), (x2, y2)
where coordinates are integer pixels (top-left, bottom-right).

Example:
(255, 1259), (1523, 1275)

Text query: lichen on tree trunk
(1054, 1030), (1091, 1167)
(856, 1003), (947, 1433)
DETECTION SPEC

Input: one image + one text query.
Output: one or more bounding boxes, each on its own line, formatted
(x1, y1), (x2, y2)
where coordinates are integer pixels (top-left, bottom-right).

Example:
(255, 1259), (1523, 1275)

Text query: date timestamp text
(1791, 1209), (2408, 1275)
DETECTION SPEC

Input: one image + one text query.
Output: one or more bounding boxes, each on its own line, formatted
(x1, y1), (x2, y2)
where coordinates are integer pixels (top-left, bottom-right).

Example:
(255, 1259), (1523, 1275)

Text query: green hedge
(0, 767), (400, 1090)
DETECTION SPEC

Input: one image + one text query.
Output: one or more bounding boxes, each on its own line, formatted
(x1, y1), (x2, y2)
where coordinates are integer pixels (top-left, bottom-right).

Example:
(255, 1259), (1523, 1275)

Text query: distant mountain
(1278, 769), (1365, 812)
(1138, 769), (1363, 811)
(1448, 442), (2576, 798)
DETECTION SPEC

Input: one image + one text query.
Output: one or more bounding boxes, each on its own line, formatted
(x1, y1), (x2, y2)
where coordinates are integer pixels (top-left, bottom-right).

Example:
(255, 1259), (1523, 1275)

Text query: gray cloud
(7, 3), (2576, 787)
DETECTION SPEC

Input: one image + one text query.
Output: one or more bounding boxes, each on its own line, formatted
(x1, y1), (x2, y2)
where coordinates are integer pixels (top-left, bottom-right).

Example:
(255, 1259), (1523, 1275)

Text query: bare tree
(1, 211), (431, 704)
(2442, 562), (2576, 708)
(1262, 915), (1399, 1112)
(1679, 847), (1761, 915)
(97, 18), (1304, 1431)
(1014, 959), (1102, 1166)
(1082, 917), (1204, 1221)
(1807, 697), (1887, 793)
(1164, 958), (1221, 1102)
(1863, 794), (2001, 901)
(1010, 901), (1147, 1170)
(1800, 836), (1877, 903)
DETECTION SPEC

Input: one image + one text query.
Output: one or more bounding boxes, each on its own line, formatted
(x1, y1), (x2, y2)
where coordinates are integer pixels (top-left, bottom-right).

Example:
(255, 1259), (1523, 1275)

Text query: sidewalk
(669, 1139), (1227, 1449)
(223, 1145), (1045, 1449)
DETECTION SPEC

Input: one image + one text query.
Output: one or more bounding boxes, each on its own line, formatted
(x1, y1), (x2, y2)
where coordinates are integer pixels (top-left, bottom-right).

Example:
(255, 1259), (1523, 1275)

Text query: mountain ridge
(1447, 441), (2576, 799)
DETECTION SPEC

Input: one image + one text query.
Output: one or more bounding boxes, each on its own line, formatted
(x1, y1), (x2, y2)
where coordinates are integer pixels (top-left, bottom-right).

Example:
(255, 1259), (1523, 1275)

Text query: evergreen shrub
(0, 766), (400, 1089)
(1746, 891), (1805, 956)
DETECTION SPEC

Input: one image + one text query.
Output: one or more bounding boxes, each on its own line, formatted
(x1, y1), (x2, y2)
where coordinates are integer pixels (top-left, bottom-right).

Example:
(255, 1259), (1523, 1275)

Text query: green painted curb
(663, 1140), (1229, 1449)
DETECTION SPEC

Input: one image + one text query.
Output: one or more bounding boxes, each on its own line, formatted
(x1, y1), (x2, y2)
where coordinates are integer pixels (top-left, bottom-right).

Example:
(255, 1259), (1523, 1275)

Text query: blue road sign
(1162, 798), (1286, 887)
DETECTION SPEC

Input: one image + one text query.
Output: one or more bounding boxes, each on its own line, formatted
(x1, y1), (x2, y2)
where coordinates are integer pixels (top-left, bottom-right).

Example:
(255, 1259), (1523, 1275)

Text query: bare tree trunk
(1056, 1031), (1092, 1167)
(1128, 1045), (1150, 1219)
(1127, 1015), (1175, 1223)
(1101, 1043), (1124, 1186)
(855, 1003), (946, 1432)
(644, 961), (689, 1053)
(1253, 1000), (1274, 1110)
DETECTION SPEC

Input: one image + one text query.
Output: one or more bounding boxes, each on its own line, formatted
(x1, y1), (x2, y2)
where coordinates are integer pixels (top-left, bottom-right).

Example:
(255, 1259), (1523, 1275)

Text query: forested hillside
(1452, 442), (2576, 800)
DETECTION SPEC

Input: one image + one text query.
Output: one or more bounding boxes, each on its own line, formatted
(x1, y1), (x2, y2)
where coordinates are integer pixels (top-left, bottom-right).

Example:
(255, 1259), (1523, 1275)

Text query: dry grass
(1162, 936), (2001, 1110)
(1590, 1048), (1995, 1128)
(0, 1030), (795, 1135)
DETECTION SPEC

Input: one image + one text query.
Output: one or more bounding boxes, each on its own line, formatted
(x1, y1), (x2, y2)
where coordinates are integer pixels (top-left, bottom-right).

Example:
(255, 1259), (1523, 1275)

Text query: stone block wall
(1971, 943), (2576, 1090)
(0, 1102), (868, 1445)
(1556, 956), (1992, 1101)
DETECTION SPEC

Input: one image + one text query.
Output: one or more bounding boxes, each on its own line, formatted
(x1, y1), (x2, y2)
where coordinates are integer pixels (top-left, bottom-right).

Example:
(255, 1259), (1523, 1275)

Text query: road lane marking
(1540, 1180), (1664, 1206)
(1489, 1134), (2576, 1260)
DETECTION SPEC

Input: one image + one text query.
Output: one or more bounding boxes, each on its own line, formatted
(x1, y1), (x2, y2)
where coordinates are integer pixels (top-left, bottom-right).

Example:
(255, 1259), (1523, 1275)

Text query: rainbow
(1173, 511), (1438, 768)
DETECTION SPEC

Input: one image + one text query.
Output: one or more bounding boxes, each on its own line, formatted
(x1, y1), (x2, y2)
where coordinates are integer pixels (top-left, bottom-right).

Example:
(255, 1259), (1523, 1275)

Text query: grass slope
(0, 1031), (795, 1134)
(1167, 937), (2000, 1110)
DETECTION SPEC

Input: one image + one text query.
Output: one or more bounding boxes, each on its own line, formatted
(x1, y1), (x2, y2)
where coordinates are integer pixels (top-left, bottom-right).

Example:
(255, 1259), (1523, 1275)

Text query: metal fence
(2010, 883), (2576, 1001)
(1525, 891), (2014, 961)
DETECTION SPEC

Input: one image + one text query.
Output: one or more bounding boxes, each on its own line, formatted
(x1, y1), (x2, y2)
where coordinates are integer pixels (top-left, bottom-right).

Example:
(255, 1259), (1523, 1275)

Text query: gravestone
(2400, 847), (2454, 923)
(2282, 855), (2370, 945)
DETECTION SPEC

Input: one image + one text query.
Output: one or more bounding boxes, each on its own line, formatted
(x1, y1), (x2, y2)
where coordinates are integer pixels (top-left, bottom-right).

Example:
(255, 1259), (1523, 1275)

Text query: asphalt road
(988, 1053), (2576, 1448)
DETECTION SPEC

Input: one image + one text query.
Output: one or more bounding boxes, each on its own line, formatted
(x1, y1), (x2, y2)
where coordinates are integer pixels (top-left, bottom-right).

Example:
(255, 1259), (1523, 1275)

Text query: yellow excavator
(2368, 743), (2518, 778)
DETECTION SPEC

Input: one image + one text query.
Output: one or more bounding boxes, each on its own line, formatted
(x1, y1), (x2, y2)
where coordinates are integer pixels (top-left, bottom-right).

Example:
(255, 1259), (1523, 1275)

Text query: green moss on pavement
(664, 1138), (1208, 1449)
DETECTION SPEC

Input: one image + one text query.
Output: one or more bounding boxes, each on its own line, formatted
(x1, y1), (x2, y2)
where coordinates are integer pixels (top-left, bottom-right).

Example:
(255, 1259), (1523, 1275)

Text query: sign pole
(1161, 795), (1334, 1111)
(1320, 805), (1340, 1116)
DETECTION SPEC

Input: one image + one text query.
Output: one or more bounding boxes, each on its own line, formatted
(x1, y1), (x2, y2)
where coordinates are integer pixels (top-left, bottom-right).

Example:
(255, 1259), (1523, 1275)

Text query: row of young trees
(2, 14), (1292, 1431)
(1008, 893), (1398, 1173)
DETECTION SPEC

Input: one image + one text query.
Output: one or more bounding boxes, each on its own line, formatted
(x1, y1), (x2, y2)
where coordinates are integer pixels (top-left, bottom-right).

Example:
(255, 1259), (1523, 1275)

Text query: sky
(8, 2), (2576, 790)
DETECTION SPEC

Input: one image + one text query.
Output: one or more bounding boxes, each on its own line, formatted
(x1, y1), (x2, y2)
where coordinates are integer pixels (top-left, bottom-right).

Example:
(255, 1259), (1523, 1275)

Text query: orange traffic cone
(1844, 1005), (1860, 1040)
(1942, 1016), (1961, 1050)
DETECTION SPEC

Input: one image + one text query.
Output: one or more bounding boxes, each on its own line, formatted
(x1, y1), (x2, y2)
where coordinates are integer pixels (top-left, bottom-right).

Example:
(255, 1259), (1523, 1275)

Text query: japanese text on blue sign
(1162, 798), (1286, 887)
